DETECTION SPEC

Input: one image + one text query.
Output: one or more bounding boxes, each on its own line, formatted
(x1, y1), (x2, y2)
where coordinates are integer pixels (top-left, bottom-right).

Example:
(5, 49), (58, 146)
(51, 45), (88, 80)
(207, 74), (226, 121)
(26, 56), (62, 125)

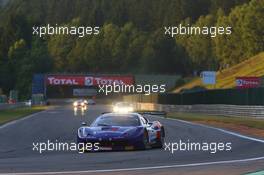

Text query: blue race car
(77, 112), (165, 151)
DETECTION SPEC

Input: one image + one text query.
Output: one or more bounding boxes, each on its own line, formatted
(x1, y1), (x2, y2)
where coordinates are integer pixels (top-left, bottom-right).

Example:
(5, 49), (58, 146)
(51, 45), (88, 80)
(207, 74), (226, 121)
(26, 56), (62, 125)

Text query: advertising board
(46, 75), (134, 86)
(236, 77), (261, 88)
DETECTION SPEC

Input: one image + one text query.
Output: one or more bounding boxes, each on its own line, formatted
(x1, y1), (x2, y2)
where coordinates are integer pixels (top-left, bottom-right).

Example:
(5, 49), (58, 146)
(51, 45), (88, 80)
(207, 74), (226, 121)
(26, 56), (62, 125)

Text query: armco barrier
(136, 103), (264, 118)
(124, 87), (264, 105)
(0, 102), (27, 110)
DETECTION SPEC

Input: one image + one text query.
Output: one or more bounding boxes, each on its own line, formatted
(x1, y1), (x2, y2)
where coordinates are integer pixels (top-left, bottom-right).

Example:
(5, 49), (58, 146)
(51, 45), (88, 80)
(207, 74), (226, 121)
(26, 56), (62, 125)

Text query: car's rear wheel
(156, 127), (165, 148)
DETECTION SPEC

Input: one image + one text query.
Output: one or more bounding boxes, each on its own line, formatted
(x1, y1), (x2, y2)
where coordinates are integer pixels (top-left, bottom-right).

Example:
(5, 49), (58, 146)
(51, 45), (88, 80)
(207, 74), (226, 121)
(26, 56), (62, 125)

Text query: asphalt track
(0, 104), (264, 175)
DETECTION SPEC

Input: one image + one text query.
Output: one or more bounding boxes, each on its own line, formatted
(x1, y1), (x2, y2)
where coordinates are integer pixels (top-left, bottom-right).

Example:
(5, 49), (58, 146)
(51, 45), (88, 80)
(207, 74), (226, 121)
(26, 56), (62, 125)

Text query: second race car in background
(112, 102), (134, 113)
(86, 99), (96, 105)
(73, 99), (87, 110)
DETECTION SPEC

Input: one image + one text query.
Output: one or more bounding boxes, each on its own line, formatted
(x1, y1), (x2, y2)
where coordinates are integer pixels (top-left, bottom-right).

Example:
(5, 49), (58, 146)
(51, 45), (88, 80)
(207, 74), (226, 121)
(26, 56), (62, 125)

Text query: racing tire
(142, 129), (150, 150)
(156, 127), (165, 148)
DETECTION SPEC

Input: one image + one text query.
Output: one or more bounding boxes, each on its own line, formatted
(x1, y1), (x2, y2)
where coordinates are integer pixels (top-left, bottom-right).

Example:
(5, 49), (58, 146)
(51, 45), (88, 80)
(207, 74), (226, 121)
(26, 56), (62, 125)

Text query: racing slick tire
(156, 127), (165, 148)
(141, 129), (150, 150)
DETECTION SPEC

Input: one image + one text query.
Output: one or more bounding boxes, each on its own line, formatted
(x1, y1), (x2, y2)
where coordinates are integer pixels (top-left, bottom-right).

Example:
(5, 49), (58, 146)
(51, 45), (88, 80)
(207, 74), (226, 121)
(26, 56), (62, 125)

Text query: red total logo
(93, 77), (125, 85)
(85, 76), (133, 86)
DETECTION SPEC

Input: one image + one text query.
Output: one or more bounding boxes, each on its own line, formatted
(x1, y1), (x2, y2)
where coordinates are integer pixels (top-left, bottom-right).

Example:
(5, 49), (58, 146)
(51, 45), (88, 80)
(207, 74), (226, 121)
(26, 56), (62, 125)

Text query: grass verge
(174, 52), (264, 92)
(168, 112), (264, 138)
(0, 106), (48, 125)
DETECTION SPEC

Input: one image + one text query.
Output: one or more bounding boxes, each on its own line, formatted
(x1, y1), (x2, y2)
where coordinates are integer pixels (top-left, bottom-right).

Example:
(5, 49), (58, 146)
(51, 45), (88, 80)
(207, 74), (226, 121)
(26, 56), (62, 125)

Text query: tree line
(0, 0), (263, 98)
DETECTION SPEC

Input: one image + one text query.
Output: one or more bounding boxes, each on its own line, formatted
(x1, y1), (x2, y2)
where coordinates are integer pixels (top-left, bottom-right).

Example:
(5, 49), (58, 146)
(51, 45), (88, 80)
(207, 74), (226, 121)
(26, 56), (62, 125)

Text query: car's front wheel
(142, 130), (150, 150)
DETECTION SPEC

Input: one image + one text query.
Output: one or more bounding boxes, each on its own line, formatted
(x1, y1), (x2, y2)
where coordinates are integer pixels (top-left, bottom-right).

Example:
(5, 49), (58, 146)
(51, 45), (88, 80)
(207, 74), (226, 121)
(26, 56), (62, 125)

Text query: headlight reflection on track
(74, 107), (86, 116)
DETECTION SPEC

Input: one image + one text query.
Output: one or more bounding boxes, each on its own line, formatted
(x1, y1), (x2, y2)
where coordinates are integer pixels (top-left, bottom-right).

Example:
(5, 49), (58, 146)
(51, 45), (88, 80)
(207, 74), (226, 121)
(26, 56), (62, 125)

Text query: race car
(73, 99), (87, 110)
(112, 102), (134, 113)
(77, 112), (165, 151)
(86, 99), (96, 105)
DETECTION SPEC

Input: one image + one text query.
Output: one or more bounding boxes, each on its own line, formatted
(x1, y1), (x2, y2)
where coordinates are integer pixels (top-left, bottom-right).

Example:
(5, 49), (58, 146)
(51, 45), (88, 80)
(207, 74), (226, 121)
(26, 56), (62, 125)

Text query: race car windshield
(92, 115), (140, 127)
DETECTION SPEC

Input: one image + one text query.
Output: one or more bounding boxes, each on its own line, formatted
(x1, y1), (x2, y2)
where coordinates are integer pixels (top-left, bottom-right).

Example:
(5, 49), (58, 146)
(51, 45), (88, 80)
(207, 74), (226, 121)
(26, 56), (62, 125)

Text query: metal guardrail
(137, 103), (264, 118)
(0, 102), (28, 110)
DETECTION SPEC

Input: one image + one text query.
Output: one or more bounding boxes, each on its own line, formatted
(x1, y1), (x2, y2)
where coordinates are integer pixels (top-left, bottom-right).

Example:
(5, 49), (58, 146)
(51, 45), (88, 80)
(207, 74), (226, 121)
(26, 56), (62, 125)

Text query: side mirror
(81, 122), (87, 126)
(148, 122), (153, 126)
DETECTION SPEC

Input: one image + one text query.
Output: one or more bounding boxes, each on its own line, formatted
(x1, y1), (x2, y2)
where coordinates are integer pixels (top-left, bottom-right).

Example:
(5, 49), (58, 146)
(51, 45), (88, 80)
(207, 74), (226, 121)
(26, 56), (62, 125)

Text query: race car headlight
(128, 107), (133, 112)
(119, 108), (127, 113)
(113, 106), (119, 112)
(122, 108), (128, 113)
(78, 128), (88, 138)
(113, 106), (133, 113)
(81, 102), (85, 106)
(73, 102), (77, 106)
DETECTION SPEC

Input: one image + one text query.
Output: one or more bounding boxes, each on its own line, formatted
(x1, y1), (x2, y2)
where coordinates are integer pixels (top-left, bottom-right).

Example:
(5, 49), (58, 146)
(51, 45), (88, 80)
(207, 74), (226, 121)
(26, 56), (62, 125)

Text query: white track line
(0, 110), (47, 130)
(175, 119), (264, 143)
(151, 115), (264, 143)
(1, 156), (264, 175)
(1, 113), (264, 175)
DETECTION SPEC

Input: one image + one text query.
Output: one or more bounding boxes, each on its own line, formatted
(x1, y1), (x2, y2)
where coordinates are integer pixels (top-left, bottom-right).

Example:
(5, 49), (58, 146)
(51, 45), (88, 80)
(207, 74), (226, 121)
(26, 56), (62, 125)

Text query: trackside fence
(135, 103), (264, 118)
(124, 87), (264, 118)
(124, 87), (264, 105)
(0, 102), (27, 110)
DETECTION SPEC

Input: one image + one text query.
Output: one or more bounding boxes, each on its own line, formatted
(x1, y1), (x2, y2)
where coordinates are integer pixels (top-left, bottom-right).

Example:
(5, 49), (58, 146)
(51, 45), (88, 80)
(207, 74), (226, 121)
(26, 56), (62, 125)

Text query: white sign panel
(73, 89), (97, 96)
(201, 71), (216, 85)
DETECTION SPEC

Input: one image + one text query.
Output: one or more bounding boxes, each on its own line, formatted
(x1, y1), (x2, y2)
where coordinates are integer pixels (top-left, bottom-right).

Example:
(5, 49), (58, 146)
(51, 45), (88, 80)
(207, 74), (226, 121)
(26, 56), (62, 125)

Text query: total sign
(84, 76), (134, 86)
(236, 77), (261, 88)
(46, 75), (134, 86)
(46, 76), (84, 85)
